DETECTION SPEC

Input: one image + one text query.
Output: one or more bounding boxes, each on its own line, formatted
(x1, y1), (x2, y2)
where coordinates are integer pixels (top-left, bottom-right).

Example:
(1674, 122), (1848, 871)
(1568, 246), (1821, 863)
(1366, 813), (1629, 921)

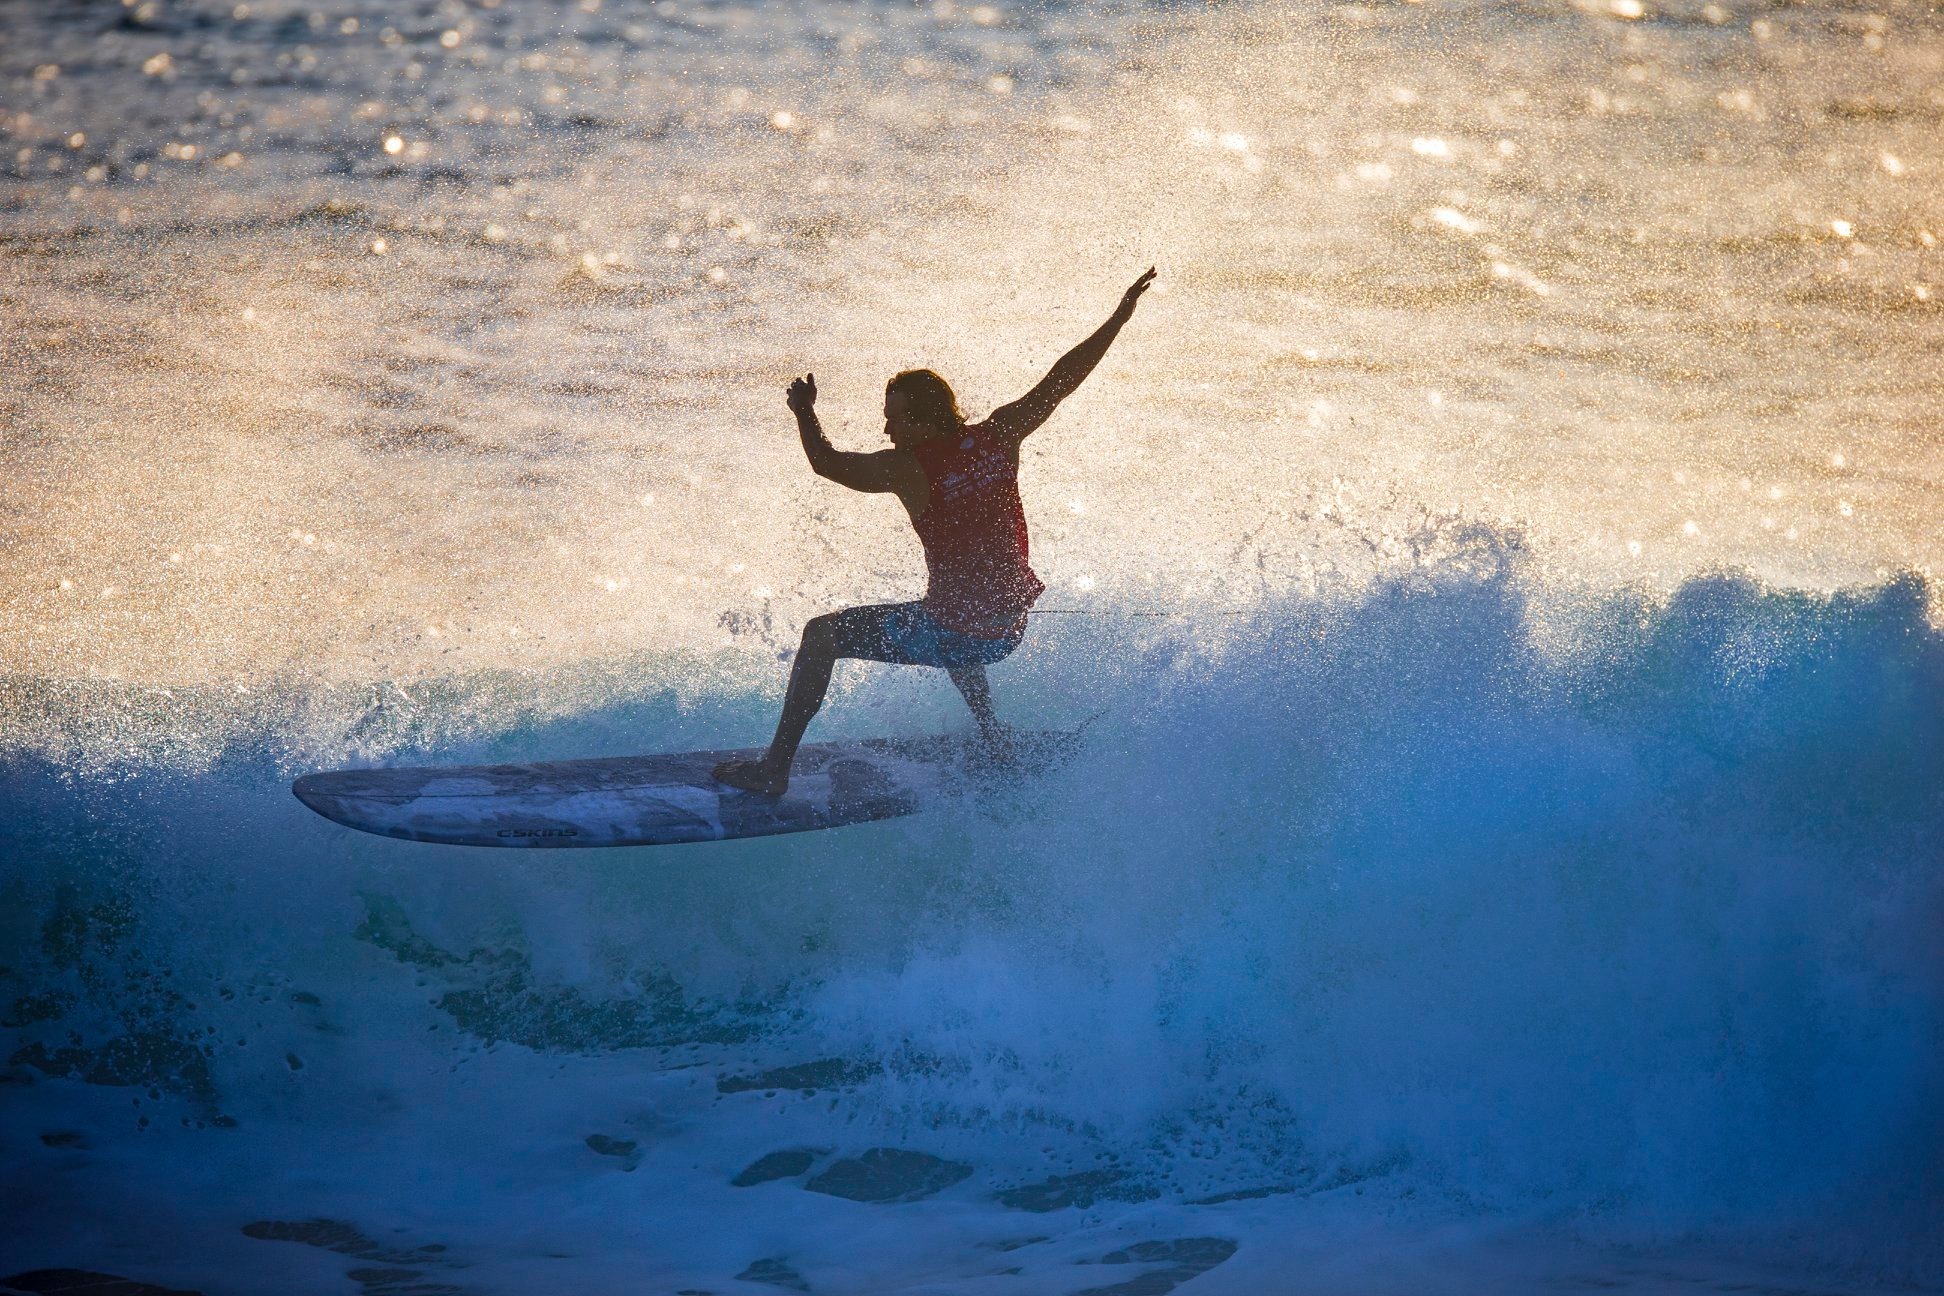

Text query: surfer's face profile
(883, 388), (910, 445)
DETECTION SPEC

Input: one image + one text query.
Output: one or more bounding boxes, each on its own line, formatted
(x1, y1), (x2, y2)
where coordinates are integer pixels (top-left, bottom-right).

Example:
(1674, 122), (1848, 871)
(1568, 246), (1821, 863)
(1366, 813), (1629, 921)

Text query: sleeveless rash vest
(910, 423), (1045, 638)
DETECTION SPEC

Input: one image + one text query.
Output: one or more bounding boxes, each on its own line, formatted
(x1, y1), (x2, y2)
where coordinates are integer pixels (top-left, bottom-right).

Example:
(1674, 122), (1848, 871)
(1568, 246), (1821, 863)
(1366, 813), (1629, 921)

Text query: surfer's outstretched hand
(1118, 266), (1157, 315)
(786, 373), (816, 415)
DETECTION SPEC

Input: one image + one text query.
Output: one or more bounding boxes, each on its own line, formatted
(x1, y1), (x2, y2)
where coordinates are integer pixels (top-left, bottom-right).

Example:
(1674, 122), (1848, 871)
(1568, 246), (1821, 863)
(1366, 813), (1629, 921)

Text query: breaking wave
(5, 549), (1941, 1288)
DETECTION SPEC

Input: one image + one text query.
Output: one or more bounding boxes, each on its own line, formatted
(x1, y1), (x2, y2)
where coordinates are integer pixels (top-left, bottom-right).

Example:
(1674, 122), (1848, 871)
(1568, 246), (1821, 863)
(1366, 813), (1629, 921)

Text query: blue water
(4, 551), (1940, 1292)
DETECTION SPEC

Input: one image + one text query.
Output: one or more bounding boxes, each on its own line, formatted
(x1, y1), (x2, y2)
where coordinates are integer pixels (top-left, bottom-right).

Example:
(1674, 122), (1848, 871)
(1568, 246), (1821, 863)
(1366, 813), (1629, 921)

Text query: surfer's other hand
(1119, 267), (1157, 313)
(786, 373), (817, 415)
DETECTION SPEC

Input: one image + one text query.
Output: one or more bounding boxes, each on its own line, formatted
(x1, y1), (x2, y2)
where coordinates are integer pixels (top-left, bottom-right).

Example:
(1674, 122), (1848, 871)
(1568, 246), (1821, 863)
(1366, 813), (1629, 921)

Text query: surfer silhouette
(713, 267), (1156, 797)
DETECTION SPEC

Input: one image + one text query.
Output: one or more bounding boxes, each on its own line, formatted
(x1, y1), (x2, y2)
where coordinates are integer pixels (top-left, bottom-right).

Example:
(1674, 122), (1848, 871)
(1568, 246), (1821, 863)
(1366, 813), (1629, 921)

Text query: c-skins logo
(498, 826), (580, 838)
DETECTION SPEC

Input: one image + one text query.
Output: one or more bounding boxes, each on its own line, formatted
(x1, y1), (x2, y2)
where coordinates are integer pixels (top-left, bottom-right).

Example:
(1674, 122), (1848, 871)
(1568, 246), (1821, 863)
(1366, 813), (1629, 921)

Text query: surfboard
(290, 729), (1082, 848)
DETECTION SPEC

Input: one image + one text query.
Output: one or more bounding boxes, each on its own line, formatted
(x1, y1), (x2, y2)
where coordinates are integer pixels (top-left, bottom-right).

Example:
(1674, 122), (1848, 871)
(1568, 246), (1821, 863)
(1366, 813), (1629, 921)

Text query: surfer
(713, 267), (1156, 797)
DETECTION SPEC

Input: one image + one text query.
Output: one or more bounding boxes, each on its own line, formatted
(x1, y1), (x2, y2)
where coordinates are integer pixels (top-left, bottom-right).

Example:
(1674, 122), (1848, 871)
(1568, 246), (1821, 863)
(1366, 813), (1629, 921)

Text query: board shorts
(853, 601), (1025, 670)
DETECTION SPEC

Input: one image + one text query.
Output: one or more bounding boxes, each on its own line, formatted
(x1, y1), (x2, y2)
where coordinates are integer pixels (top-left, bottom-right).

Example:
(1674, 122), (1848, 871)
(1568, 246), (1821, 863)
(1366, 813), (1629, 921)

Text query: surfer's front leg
(713, 610), (857, 797)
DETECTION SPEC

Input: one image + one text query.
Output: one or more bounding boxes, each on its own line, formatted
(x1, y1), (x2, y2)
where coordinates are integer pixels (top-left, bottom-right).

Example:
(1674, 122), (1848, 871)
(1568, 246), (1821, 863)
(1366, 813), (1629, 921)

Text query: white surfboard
(291, 730), (1082, 848)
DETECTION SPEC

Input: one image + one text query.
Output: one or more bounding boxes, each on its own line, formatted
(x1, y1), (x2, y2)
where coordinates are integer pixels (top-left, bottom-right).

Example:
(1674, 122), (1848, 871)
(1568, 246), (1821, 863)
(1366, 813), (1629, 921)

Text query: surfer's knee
(801, 612), (841, 653)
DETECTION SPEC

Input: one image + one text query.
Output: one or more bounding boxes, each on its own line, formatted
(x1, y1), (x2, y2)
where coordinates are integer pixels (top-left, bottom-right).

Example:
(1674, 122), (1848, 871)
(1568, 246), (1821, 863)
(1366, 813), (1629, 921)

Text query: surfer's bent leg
(713, 603), (1026, 796)
(712, 605), (906, 797)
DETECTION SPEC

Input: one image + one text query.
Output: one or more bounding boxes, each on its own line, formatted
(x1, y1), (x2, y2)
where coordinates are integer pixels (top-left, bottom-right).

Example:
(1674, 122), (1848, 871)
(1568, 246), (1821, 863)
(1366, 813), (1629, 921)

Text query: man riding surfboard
(713, 267), (1156, 798)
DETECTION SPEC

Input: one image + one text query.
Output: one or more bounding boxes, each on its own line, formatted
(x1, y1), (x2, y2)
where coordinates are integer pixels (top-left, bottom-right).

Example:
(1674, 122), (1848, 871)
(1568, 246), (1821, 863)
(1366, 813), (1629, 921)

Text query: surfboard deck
(291, 729), (1082, 848)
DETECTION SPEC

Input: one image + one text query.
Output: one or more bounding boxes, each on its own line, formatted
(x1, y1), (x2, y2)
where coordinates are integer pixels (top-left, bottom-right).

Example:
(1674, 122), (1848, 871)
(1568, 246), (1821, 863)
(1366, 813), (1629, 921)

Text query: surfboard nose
(290, 773), (342, 821)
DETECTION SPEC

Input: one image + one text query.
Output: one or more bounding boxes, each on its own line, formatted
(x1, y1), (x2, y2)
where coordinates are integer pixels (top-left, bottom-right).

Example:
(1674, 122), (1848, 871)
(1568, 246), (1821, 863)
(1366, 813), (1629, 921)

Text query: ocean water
(3, 0), (1943, 1292)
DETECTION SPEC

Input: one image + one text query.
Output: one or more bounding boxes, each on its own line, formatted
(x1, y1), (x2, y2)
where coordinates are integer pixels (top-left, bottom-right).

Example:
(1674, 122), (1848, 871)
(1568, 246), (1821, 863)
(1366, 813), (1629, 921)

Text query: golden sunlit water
(5, 0), (1939, 706)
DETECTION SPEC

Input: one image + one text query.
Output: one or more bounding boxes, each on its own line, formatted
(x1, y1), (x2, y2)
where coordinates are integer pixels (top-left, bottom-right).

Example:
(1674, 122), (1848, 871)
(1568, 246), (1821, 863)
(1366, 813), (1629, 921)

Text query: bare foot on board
(712, 757), (790, 798)
(975, 724), (1022, 768)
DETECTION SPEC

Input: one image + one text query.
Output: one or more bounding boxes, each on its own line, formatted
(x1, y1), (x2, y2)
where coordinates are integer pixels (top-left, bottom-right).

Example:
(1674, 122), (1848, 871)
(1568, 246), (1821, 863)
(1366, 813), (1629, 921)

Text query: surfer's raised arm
(989, 266), (1156, 448)
(789, 373), (922, 498)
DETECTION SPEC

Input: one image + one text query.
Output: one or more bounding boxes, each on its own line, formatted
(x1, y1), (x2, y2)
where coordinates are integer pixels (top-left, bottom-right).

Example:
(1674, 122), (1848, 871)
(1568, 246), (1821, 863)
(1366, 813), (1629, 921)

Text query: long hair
(886, 368), (965, 438)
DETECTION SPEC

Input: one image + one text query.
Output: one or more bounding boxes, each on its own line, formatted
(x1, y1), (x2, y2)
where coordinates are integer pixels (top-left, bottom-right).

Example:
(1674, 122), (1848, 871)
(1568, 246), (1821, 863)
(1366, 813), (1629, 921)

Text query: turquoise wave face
(4, 564), (1940, 1291)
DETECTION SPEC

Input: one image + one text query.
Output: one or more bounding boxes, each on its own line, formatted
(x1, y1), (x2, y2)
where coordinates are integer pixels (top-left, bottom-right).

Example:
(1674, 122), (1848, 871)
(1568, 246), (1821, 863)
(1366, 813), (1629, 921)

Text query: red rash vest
(910, 422), (1045, 638)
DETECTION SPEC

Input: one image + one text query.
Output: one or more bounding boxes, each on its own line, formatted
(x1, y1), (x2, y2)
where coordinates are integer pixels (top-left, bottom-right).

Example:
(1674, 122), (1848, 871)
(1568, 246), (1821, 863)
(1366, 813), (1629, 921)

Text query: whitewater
(3, 0), (1942, 1292)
